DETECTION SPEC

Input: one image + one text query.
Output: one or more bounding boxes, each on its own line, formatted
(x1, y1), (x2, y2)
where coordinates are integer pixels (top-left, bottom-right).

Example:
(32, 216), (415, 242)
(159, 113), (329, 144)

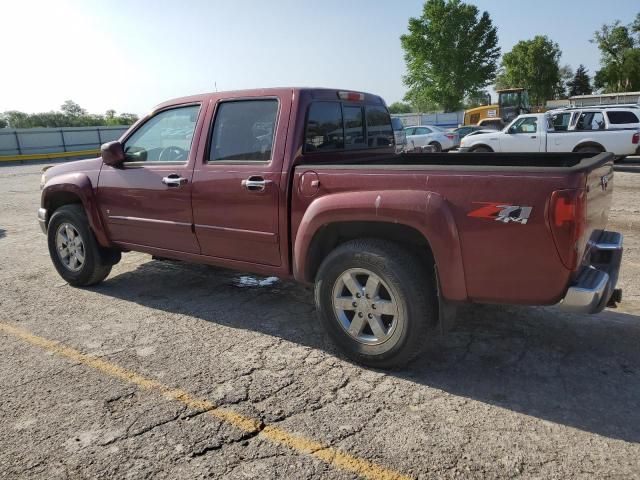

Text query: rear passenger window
(607, 111), (639, 124)
(343, 106), (366, 148)
(366, 106), (394, 147)
(305, 102), (344, 151)
(209, 100), (278, 162)
(576, 112), (605, 131)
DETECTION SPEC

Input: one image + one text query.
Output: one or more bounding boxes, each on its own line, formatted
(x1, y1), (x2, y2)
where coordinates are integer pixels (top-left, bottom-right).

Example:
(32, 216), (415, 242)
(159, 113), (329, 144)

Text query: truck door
(97, 104), (203, 253)
(191, 95), (291, 266)
(499, 116), (544, 152)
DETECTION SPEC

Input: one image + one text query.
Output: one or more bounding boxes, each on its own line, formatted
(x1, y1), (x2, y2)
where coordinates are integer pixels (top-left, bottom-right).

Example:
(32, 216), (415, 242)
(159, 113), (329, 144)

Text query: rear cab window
(304, 101), (393, 153)
(391, 117), (404, 132)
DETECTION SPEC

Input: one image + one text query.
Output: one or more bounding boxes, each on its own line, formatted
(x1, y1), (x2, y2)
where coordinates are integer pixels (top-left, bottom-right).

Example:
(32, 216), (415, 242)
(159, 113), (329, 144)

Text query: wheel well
(45, 192), (82, 224)
(304, 221), (434, 283)
(573, 142), (604, 153)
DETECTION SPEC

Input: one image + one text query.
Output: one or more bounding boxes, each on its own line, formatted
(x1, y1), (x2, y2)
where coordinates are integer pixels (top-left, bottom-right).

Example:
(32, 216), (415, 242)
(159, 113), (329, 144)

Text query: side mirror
(101, 141), (125, 167)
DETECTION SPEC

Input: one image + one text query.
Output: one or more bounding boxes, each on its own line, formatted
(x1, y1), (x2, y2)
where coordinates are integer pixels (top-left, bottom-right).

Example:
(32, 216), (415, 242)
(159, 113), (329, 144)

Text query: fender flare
(41, 172), (111, 247)
(293, 190), (468, 301)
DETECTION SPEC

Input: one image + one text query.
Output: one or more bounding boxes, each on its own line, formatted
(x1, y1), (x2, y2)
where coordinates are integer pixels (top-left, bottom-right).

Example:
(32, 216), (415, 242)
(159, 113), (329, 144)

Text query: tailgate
(584, 159), (614, 239)
(578, 158), (615, 267)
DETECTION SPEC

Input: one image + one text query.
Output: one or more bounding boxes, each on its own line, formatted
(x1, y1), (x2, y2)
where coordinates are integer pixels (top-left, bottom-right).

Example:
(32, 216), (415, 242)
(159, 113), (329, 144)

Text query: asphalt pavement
(0, 163), (639, 479)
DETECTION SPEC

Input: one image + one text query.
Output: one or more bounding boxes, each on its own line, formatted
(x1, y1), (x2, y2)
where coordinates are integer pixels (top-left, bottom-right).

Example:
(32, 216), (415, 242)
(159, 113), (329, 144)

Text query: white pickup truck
(459, 112), (640, 158)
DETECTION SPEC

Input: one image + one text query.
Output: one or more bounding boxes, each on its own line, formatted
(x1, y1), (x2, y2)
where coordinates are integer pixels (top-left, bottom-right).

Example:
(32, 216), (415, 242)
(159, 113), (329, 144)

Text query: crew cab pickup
(39, 88), (624, 368)
(460, 112), (640, 158)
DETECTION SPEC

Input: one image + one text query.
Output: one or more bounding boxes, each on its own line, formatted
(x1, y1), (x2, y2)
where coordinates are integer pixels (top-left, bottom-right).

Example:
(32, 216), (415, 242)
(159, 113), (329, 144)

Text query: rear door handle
(531, 136), (537, 139)
(242, 176), (272, 192)
(162, 174), (188, 187)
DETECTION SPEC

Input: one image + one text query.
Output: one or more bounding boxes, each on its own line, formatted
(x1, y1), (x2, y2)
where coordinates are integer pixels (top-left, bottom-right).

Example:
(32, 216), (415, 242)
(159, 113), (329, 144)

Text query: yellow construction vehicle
(463, 88), (532, 129)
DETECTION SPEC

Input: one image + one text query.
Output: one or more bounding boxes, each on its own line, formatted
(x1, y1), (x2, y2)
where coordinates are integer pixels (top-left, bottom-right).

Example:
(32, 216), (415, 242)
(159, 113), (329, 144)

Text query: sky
(1, 0), (638, 115)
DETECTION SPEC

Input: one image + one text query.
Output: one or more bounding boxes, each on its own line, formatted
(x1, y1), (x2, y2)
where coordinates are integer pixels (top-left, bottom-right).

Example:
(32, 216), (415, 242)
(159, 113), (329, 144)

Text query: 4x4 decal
(468, 203), (533, 225)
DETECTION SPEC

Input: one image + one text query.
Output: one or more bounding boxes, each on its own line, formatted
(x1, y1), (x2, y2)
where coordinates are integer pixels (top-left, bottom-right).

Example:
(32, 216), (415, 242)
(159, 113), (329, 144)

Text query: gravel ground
(0, 162), (639, 479)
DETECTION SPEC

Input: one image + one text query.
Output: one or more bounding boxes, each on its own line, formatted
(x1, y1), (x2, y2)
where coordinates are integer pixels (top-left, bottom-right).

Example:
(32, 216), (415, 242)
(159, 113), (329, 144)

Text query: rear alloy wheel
(315, 239), (437, 368)
(429, 141), (442, 152)
(332, 268), (400, 345)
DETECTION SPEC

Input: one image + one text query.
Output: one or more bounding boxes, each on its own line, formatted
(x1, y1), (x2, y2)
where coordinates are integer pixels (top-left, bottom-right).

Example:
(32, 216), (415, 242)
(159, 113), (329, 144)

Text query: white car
(405, 125), (459, 152)
(459, 113), (640, 158)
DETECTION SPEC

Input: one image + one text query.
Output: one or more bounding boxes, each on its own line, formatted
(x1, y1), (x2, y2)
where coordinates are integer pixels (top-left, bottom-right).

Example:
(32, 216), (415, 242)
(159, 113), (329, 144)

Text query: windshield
(391, 117), (404, 132)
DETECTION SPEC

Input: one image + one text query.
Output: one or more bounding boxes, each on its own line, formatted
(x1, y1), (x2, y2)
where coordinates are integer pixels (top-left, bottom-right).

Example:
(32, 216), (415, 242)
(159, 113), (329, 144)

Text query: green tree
(0, 117), (7, 129)
(554, 64), (573, 99)
(0, 103), (139, 129)
(60, 100), (87, 117)
(400, 0), (500, 112)
(388, 102), (413, 114)
(567, 64), (593, 96)
(464, 90), (491, 109)
(592, 14), (640, 92)
(116, 113), (139, 125)
(495, 35), (561, 106)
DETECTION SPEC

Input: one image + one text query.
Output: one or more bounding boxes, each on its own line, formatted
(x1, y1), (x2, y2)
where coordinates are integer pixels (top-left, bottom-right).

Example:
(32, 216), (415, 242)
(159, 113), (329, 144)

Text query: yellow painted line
(0, 149), (100, 162)
(0, 322), (411, 480)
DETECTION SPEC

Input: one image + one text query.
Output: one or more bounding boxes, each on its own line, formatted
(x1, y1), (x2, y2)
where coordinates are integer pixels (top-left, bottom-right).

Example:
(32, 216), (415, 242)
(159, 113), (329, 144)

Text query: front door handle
(162, 174), (188, 187)
(242, 176), (272, 192)
(531, 135), (537, 139)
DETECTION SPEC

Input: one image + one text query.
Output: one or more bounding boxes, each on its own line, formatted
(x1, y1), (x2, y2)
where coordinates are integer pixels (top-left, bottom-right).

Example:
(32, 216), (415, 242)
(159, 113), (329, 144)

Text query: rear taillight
(633, 132), (639, 144)
(549, 189), (586, 270)
(445, 134), (456, 140)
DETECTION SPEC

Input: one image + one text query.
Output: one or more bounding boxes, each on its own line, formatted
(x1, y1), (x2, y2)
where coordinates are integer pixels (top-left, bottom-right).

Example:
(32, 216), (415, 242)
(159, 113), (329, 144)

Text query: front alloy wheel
(55, 223), (86, 272)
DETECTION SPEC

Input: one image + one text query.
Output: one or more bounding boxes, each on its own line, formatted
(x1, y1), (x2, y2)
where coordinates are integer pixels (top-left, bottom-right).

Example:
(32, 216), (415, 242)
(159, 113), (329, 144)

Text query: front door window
(124, 105), (200, 163)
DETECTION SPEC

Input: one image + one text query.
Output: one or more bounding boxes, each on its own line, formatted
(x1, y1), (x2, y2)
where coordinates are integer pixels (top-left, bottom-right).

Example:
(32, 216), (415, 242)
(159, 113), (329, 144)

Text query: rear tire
(575, 146), (603, 154)
(314, 239), (437, 369)
(47, 204), (116, 286)
(429, 141), (442, 152)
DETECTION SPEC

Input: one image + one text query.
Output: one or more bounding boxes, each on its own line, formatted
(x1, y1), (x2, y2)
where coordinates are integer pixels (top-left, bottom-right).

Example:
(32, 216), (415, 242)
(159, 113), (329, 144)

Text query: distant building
(569, 92), (640, 107)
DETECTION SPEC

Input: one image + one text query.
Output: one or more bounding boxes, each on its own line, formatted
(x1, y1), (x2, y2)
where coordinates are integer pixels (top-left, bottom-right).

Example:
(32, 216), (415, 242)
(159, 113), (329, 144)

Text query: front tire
(47, 204), (115, 286)
(470, 145), (492, 153)
(314, 239), (437, 369)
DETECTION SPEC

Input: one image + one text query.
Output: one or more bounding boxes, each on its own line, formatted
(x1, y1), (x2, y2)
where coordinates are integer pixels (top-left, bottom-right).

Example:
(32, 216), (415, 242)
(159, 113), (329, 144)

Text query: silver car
(405, 125), (459, 152)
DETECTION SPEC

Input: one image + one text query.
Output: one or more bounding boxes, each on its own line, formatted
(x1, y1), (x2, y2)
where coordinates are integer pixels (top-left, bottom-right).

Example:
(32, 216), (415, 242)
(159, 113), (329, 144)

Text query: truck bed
(291, 152), (614, 306)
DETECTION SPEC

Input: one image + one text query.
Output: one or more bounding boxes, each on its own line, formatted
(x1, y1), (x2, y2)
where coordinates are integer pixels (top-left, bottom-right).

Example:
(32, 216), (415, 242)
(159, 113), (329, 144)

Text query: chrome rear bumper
(558, 231), (623, 314)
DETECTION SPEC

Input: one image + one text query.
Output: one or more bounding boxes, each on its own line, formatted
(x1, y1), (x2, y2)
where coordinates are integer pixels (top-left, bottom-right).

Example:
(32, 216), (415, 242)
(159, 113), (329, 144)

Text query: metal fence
(391, 111), (464, 129)
(0, 126), (129, 156)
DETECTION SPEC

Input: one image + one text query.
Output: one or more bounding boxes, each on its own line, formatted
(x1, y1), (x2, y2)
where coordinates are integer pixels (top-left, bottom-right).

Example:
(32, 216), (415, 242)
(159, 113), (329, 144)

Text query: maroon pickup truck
(39, 88), (623, 368)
